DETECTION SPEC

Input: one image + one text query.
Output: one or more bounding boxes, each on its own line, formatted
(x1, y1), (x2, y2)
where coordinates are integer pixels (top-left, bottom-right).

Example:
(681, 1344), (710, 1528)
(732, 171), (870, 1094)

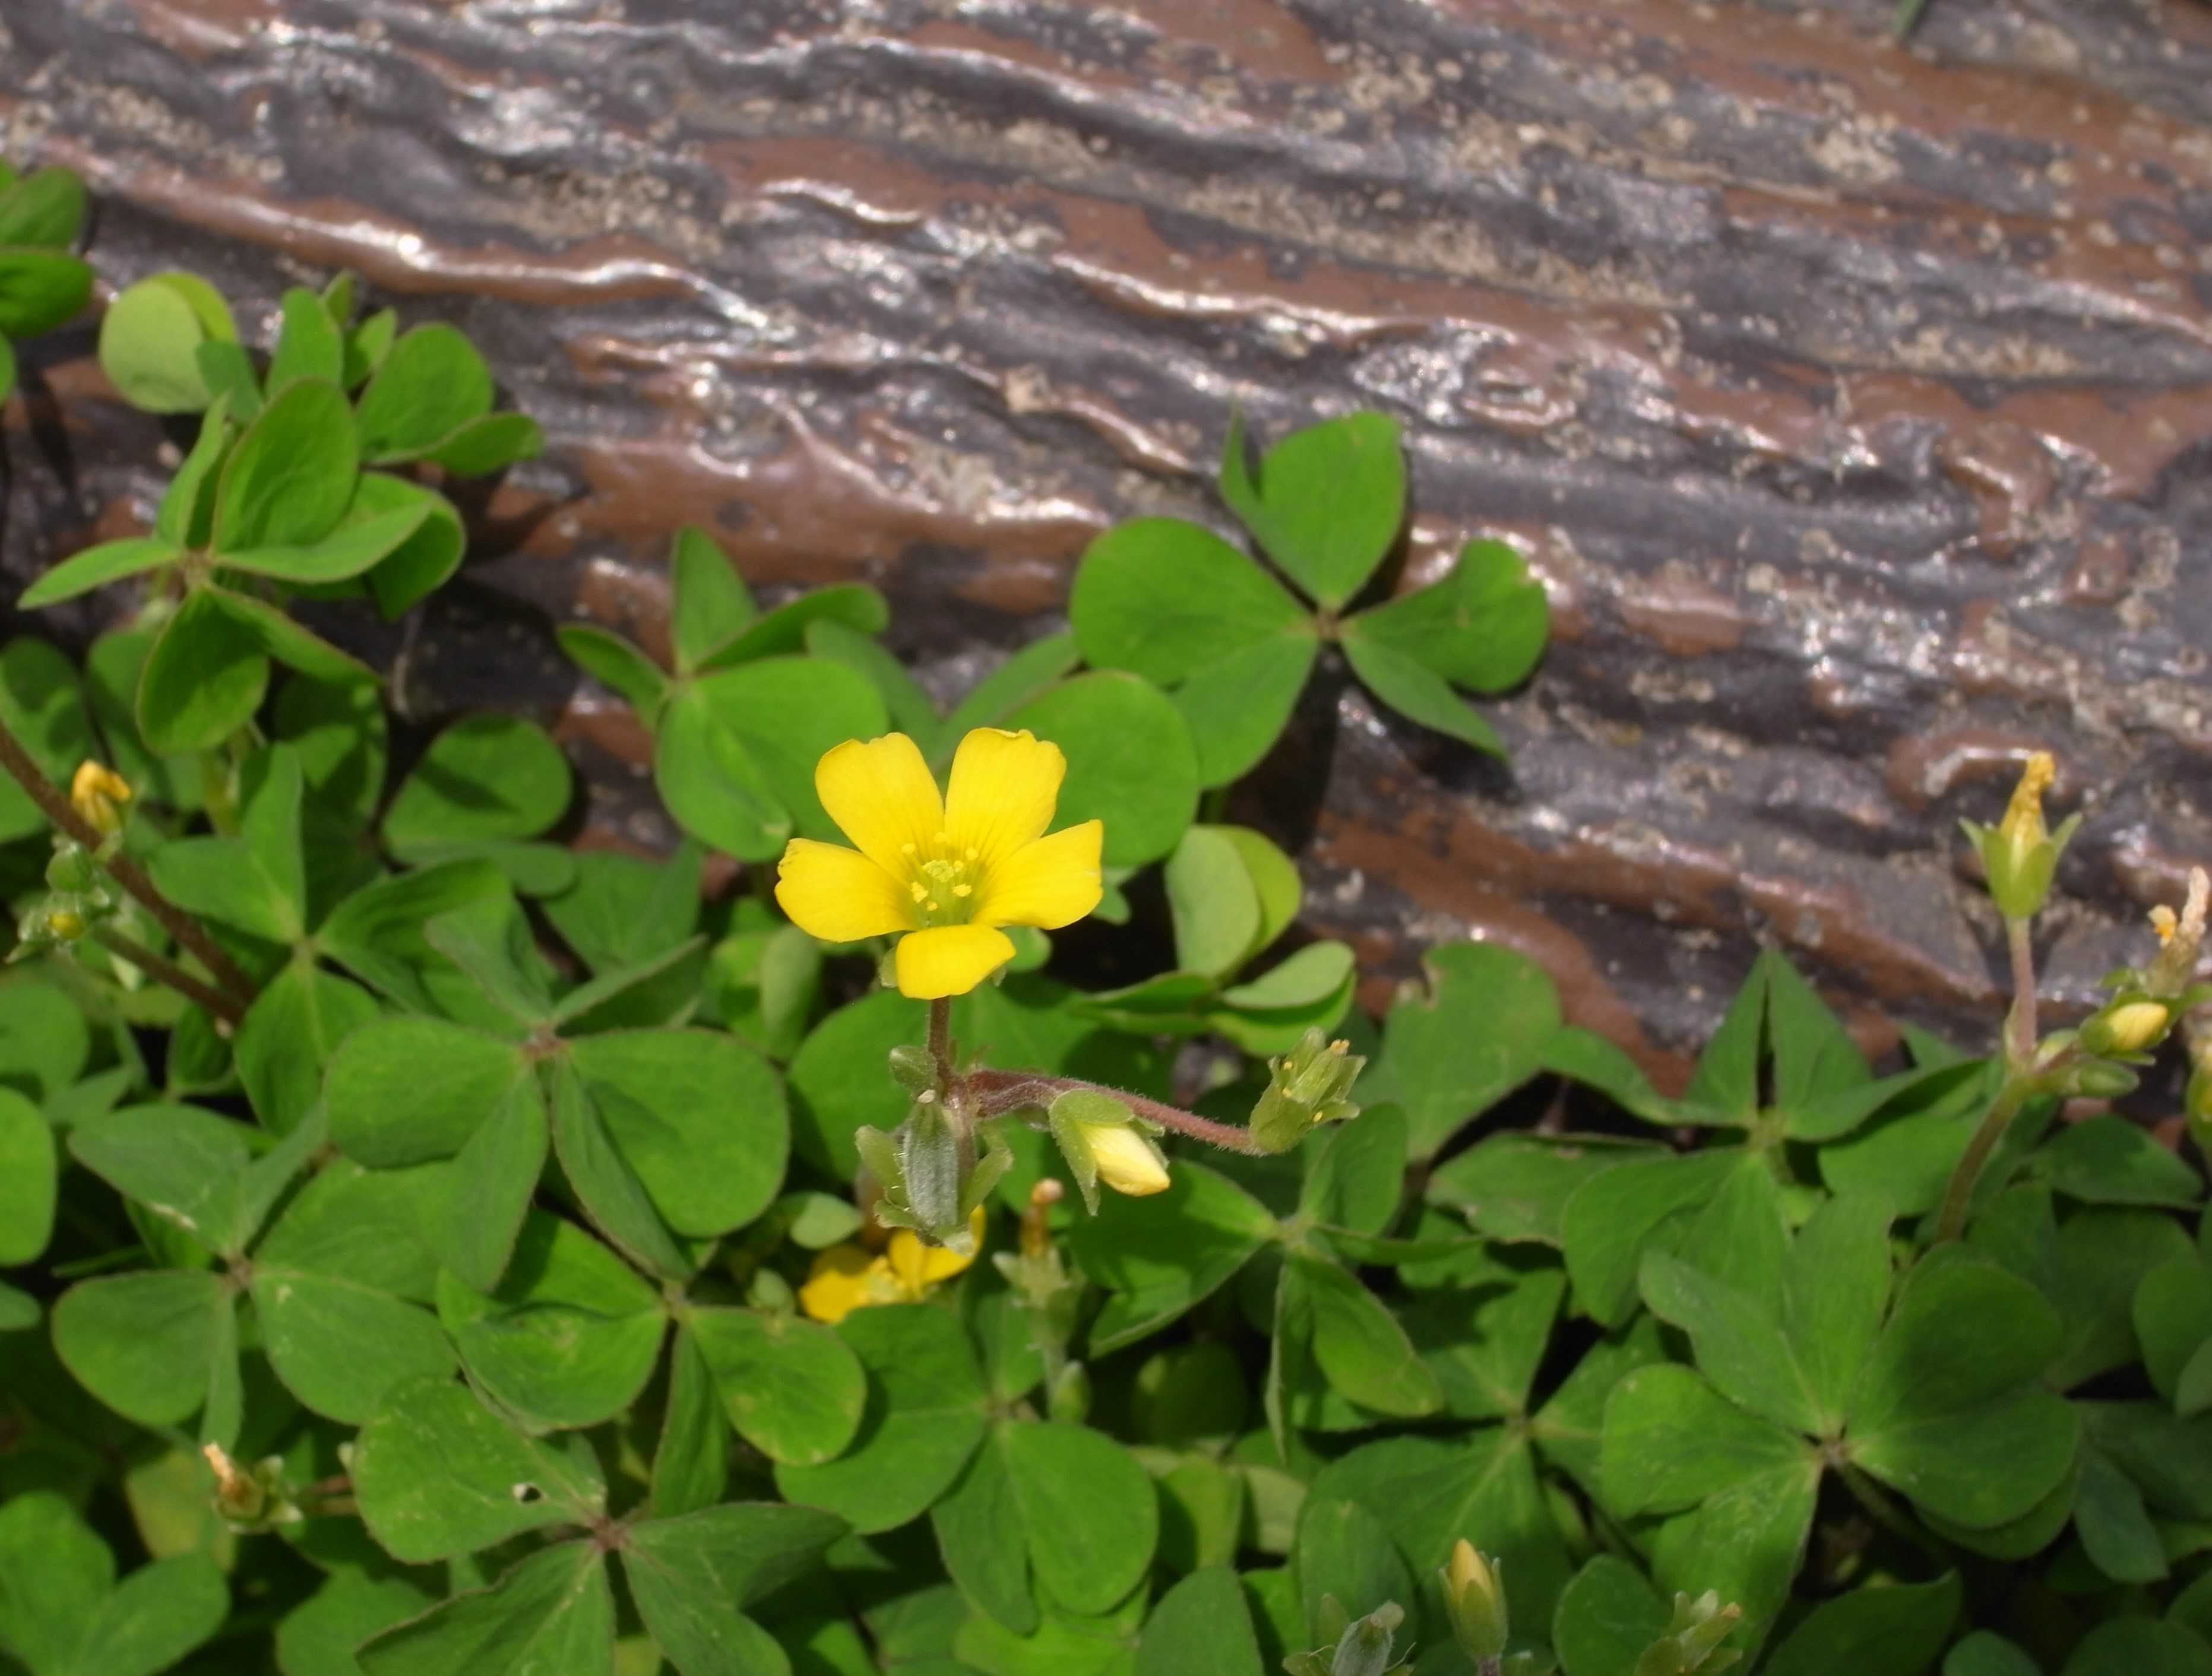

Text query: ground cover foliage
(1, 156), (2211, 1676)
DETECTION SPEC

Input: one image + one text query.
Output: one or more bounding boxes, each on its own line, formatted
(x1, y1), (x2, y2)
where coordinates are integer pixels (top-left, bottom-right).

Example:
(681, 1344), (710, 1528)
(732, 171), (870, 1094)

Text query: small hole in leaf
(510, 1482), (542, 1504)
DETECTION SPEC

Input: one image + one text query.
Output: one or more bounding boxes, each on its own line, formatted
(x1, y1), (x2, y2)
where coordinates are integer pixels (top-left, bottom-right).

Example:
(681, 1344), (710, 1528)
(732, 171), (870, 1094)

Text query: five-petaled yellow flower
(798, 1210), (985, 1323)
(776, 728), (1103, 999)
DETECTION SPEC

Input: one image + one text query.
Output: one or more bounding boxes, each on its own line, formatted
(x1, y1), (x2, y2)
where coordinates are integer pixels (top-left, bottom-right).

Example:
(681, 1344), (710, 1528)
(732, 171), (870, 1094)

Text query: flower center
(901, 832), (982, 927)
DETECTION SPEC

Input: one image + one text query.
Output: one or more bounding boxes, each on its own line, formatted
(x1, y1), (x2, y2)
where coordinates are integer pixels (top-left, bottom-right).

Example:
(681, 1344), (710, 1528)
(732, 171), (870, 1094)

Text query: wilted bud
(1442, 1539), (1508, 1664)
(202, 1442), (268, 1525)
(70, 761), (132, 838)
(2147, 869), (2210, 999)
(1249, 1028), (1365, 1153)
(1328, 1601), (1407, 1676)
(1634, 1591), (1743, 1675)
(1048, 1089), (1169, 1212)
(2080, 999), (2172, 1058)
(899, 1100), (967, 1237)
(1961, 752), (2078, 922)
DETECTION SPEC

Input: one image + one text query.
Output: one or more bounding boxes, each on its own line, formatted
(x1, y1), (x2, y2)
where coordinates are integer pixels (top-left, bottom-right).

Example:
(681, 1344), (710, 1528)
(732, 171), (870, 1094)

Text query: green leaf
(97, 271), (232, 412)
(384, 714), (572, 854)
(19, 537), (182, 610)
(695, 583), (889, 671)
(155, 398), (235, 549)
(1307, 1428), (1572, 1636)
(0, 981), (90, 1104)
(1783, 1195), (1893, 1435)
(1846, 1256), (2077, 1527)
(1007, 671), (1201, 866)
(1758, 1573), (1960, 1676)
(1638, 1248), (1815, 1437)
(545, 1056), (689, 1278)
(1601, 1363), (1812, 1515)
(1165, 825), (1264, 981)
(1338, 626), (1505, 752)
(2137, 1258), (2212, 1406)
(565, 1027), (788, 1237)
(1000, 1420), (1159, 1614)
(355, 324), (494, 463)
(1552, 1553), (1668, 1676)
(656, 657), (887, 860)
(621, 1502), (849, 1674)
(327, 1012), (529, 1165)
(2076, 1443), (2167, 1583)
(1560, 1148), (1746, 1328)
(357, 1541), (612, 1676)
(430, 1072), (550, 1294)
(0, 246), (92, 340)
(544, 846), (703, 977)
(1373, 942), (1561, 1159)
(0, 167), (87, 248)
(200, 585), (374, 684)
(1944, 1631), (2043, 1676)
(129, 599), (257, 760)
(933, 1420), (1039, 1634)
(689, 1304), (866, 1466)
(353, 472), (468, 617)
(275, 667), (388, 834)
(773, 1303), (989, 1534)
(212, 378), (360, 552)
(651, 1325), (730, 1520)
(1299, 1105), (1406, 1237)
(1067, 516), (1315, 786)
(50, 1269), (229, 1428)
(1218, 411), (1403, 610)
(669, 524), (756, 673)
(353, 1374), (606, 1562)
(1293, 1496), (1412, 1642)
(437, 1210), (666, 1430)
(2048, 1206), (2192, 1390)
(276, 1574), (434, 1676)
(808, 617), (939, 740)
(1065, 1162), (1278, 1354)
(220, 499), (430, 587)
(2043, 1116), (2204, 1208)
(0, 1090), (54, 1267)
(251, 1161), (456, 1422)
(267, 286), (344, 392)
(427, 411), (542, 476)
(1137, 1567), (1265, 1676)
(935, 632), (1082, 761)
(0, 639), (94, 842)
(559, 624), (670, 720)
(0, 1491), (229, 1676)
(1346, 538), (1548, 692)
(1426, 1132), (1661, 1248)
(1290, 1249), (1442, 1417)
(69, 1103), (258, 1256)
(786, 989), (923, 1178)
(2059, 1620), (2212, 1676)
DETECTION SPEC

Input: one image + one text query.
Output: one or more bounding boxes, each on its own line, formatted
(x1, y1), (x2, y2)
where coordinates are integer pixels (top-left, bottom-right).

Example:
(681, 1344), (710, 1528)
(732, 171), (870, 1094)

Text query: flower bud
(1442, 1539), (1508, 1663)
(2080, 1000), (2171, 1058)
(2064, 1060), (2140, 1100)
(1643, 1590), (1745, 1674)
(1961, 752), (2078, 922)
(1249, 1028), (1365, 1153)
(1048, 1089), (1169, 1212)
(69, 761), (132, 838)
(1328, 1602), (1406, 1676)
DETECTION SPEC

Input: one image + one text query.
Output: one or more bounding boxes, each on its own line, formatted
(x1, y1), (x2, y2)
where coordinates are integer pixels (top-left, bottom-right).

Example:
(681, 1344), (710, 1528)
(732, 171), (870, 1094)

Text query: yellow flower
(776, 728), (1103, 999)
(69, 761), (132, 837)
(798, 1209), (985, 1324)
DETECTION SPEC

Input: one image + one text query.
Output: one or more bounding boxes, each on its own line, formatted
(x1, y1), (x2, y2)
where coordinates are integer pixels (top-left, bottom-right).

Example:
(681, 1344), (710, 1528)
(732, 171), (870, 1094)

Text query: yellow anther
(909, 882), (928, 902)
(953, 883), (971, 897)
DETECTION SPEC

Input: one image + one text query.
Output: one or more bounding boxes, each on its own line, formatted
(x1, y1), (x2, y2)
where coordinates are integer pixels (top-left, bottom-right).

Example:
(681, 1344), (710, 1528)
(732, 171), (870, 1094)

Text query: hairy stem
(1932, 1074), (2033, 1245)
(0, 718), (257, 1009)
(90, 926), (246, 1026)
(927, 996), (953, 1087)
(964, 1067), (1266, 1155)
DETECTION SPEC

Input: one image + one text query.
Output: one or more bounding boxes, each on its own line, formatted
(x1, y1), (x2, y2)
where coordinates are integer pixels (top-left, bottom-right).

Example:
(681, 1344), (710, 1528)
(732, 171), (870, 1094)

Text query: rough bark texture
(4, 0), (2210, 1088)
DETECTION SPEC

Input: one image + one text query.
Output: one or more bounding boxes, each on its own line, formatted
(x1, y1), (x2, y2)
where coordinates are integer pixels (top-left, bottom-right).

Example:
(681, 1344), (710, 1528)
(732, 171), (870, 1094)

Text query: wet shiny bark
(4, 0), (2210, 1087)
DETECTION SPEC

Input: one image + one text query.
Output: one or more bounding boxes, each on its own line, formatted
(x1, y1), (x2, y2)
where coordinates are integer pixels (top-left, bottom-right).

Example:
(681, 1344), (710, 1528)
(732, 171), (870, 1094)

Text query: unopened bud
(1329, 1602), (1405, 1676)
(44, 845), (95, 893)
(2065, 1060), (2141, 1100)
(1442, 1539), (1508, 1663)
(69, 761), (132, 838)
(1249, 1028), (1365, 1153)
(2080, 1000), (2171, 1057)
(1048, 1089), (1169, 1212)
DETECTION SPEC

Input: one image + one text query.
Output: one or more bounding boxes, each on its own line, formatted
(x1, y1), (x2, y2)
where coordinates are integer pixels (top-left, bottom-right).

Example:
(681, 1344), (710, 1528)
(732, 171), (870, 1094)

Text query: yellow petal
(887, 1207), (986, 1294)
(775, 839), (915, 942)
(815, 733), (944, 877)
(894, 924), (1015, 999)
(886, 1231), (931, 1298)
(1084, 1123), (1171, 1196)
(944, 728), (1065, 871)
(976, 821), (1102, 930)
(798, 1244), (879, 1324)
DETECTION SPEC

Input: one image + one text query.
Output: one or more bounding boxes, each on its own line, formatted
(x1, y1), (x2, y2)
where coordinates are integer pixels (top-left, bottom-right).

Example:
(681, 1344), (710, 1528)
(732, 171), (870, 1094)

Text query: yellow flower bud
(69, 761), (132, 838)
(1442, 1539), (1508, 1663)
(2084, 1000), (2170, 1057)
(1084, 1122), (1170, 1197)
